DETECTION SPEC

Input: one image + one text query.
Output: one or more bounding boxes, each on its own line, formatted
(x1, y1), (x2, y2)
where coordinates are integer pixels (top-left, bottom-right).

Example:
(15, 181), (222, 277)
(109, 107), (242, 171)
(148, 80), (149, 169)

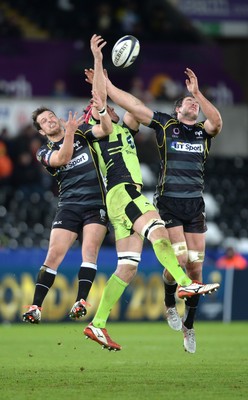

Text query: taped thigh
(188, 250), (205, 263)
(171, 241), (188, 257)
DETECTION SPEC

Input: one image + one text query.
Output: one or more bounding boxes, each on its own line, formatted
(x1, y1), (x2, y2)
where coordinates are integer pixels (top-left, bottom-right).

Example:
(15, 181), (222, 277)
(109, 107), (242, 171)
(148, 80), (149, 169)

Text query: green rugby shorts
(106, 182), (156, 240)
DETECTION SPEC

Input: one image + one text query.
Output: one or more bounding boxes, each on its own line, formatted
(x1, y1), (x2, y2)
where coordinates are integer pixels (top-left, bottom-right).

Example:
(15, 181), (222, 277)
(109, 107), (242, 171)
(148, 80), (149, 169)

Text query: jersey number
(109, 133), (135, 154)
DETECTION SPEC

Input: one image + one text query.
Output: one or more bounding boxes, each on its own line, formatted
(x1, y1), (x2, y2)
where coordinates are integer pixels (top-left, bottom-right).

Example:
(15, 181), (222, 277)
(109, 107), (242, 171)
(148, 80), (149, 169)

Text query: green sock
(92, 274), (128, 328)
(153, 238), (191, 286)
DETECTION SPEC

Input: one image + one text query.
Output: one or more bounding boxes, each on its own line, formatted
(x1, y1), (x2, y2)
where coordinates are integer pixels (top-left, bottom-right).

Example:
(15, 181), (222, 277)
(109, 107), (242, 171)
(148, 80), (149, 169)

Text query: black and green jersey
(149, 111), (212, 199)
(36, 124), (106, 208)
(93, 122), (143, 191)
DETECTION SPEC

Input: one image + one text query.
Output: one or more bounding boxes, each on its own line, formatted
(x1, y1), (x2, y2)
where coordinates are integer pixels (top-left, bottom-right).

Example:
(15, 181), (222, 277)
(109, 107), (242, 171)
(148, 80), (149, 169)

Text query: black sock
(33, 265), (57, 307)
(163, 276), (177, 308)
(183, 294), (200, 329)
(76, 262), (97, 301)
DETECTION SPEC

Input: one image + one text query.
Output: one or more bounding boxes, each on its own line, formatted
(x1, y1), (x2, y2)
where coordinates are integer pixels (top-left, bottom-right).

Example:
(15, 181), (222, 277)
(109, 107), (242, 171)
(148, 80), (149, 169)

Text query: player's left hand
(60, 112), (85, 135)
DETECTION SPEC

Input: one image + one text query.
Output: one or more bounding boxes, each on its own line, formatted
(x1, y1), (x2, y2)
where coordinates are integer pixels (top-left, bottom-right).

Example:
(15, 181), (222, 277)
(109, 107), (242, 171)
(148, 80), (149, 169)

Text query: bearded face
(176, 97), (200, 122)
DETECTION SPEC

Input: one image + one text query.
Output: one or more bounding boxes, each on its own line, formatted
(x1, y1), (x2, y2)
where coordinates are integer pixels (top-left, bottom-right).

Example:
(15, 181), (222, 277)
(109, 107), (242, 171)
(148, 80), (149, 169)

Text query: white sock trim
(41, 266), (57, 275)
(80, 262), (97, 270)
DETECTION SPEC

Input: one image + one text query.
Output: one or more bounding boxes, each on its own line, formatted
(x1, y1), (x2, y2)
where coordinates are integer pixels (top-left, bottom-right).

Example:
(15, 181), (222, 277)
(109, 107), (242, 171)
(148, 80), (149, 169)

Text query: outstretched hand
(90, 34), (107, 62)
(60, 111), (85, 135)
(184, 68), (199, 96)
(85, 68), (94, 85)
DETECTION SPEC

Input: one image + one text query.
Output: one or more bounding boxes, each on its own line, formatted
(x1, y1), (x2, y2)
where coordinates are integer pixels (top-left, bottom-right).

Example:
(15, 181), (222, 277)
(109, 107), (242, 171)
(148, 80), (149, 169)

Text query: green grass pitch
(1, 321), (247, 400)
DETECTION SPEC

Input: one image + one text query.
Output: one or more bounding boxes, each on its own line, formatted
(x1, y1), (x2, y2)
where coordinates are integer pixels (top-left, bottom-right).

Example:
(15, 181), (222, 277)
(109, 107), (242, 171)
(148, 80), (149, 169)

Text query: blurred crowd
(0, 125), (49, 194)
(0, 0), (206, 43)
(0, 0), (236, 105)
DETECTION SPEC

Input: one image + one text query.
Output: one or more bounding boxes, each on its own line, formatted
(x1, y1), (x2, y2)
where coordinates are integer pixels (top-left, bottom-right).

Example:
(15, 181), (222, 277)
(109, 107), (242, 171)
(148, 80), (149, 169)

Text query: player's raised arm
(36, 110), (85, 167)
(184, 68), (223, 136)
(106, 74), (153, 126)
(91, 89), (113, 138)
(52, 112), (85, 166)
(84, 66), (152, 128)
(90, 34), (107, 119)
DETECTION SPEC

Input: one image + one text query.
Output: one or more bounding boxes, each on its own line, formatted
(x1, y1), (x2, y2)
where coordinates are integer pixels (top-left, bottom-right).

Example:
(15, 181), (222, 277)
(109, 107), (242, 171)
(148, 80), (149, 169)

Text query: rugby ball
(112, 35), (140, 68)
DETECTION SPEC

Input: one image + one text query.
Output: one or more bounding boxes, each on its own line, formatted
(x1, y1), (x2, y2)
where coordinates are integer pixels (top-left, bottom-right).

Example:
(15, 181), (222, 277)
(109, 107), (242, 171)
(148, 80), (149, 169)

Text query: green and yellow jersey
(93, 122), (143, 191)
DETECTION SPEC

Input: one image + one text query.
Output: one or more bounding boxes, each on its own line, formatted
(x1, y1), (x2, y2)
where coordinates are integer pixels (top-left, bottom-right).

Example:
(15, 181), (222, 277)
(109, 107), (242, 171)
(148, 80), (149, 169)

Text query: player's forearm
(93, 58), (107, 104)
(194, 90), (222, 132)
(99, 110), (113, 136)
(107, 80), (141, 109)
(57, 134), (74, 164)
(107, 80), (152, 125)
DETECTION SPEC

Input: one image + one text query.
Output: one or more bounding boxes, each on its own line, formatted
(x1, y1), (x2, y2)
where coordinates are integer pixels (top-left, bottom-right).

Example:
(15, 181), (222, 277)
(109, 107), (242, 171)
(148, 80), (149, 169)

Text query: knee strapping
(141, 219), (165, 240)
(117, 252), (141, 267)
(172, 241), (187, 256)
(188, 250), (205, 263)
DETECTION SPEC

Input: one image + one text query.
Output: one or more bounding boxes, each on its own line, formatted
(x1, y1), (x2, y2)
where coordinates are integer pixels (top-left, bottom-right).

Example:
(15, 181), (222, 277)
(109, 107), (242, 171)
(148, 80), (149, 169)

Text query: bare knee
(115, 264), (137, 283)
(44, 246), (64, 270)
(82, 243), (100, 263)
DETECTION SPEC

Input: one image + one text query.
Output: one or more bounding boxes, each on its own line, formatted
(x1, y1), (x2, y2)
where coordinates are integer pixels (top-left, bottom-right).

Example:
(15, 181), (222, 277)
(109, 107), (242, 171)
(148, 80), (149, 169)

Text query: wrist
(192, 89), (201, 98)
(98, 107), (107, 116)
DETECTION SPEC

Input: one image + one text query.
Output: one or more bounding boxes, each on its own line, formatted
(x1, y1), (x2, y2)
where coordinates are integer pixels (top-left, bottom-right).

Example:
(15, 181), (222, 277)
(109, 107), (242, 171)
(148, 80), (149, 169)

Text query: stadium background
(0, 0), (248, 322)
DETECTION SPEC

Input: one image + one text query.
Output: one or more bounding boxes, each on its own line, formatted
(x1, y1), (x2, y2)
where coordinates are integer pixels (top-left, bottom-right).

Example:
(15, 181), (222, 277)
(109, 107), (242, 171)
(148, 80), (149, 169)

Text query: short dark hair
(171, 95), (194, 119)
(32, 106), (55, 130)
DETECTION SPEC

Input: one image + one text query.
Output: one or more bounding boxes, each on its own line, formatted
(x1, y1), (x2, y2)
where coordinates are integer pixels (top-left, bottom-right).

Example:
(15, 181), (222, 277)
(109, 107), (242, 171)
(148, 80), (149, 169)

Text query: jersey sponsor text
(171, 142), (204, 153)
(60, 153), (89, 171)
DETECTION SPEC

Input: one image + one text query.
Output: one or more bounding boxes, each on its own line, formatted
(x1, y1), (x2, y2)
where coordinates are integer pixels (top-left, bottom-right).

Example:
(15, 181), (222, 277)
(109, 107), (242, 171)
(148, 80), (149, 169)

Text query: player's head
(171, 95), (200, 121)
(32, 107), (56, 130)
(32, 107), (61, 136)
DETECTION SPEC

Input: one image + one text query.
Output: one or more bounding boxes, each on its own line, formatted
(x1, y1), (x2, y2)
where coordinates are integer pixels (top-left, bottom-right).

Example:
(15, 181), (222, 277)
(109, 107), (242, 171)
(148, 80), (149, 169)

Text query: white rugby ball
(112, 35), (140, 68)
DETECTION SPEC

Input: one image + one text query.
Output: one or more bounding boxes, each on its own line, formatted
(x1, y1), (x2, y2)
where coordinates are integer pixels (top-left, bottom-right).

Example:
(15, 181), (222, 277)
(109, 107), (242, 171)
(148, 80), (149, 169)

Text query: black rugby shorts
(51, 205), (108, 234)
(156, 196), (207, 233)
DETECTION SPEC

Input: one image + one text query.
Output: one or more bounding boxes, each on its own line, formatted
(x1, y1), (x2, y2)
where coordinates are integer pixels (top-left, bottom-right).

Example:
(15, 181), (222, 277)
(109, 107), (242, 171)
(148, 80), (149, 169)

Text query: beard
(46, 123), (64, 142)
(183, 109), (198, 121)
(48, 123), (63, 137)
(49, 127), (62, 136)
